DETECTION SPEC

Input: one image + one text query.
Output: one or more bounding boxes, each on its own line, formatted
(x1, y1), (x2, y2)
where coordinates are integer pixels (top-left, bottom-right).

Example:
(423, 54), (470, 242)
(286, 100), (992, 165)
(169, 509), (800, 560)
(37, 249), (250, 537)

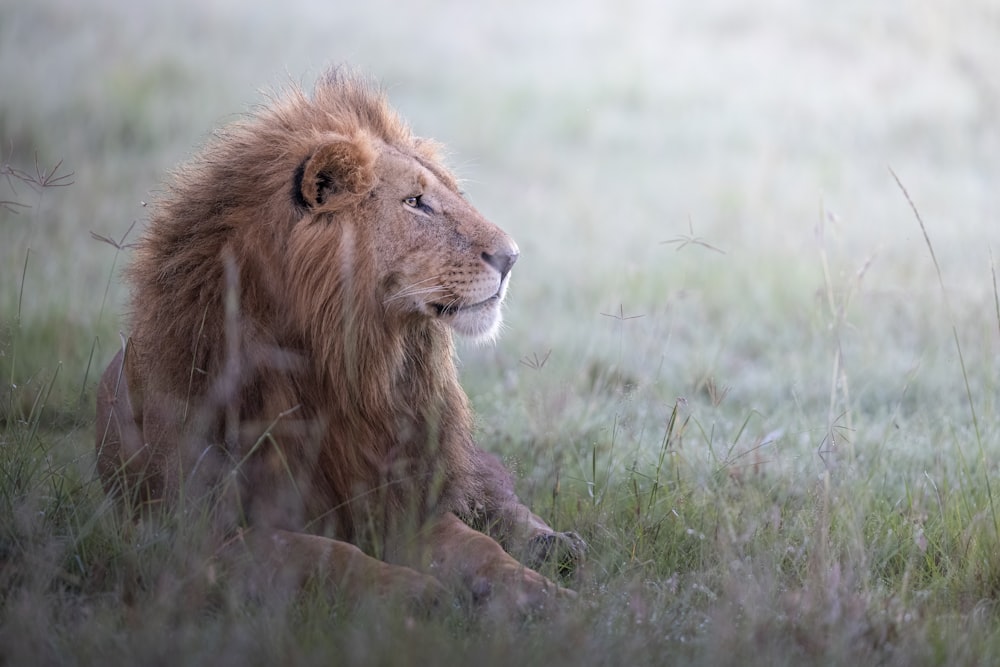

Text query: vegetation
(2, 0), (999, 663)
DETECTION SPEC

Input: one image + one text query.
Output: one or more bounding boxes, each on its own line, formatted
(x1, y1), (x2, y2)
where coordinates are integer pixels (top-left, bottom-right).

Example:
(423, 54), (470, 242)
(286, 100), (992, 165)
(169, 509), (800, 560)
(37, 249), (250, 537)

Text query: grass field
(2, 0), (1000, 664)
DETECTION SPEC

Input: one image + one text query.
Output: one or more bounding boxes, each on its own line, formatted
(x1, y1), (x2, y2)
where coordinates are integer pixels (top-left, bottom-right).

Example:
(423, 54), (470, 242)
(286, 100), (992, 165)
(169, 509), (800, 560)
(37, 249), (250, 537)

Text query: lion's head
(287, 116), (518, 342)
(127, 71), (521, 410)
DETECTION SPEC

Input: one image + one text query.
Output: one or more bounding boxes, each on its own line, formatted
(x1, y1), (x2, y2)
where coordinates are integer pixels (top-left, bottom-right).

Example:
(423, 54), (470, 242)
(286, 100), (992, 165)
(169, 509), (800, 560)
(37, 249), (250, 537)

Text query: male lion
(95, 69), (583, 614)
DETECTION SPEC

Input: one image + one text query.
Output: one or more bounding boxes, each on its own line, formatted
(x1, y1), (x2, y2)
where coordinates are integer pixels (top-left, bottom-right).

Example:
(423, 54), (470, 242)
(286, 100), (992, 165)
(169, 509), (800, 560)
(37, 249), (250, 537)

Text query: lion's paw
(525, 530), (587, 575)
(479, 566), (576, 620)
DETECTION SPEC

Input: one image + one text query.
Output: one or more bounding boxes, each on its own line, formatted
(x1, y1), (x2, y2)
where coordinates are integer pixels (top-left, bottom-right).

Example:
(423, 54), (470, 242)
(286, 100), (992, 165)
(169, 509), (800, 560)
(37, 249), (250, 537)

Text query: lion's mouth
(431, 294), (500, 317)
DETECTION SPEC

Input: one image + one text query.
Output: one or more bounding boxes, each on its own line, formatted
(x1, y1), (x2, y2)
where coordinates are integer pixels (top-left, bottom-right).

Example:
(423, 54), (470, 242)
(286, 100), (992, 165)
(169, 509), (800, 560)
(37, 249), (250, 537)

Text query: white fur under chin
(449, 306), (503, 344)
(448, 273), (510, 344)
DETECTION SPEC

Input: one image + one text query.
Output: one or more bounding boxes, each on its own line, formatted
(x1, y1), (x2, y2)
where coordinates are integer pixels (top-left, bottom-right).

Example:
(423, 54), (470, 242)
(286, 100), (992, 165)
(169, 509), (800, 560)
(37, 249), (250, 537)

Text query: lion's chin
(431, 277), (509, 342)
(442, 300), (503, 342)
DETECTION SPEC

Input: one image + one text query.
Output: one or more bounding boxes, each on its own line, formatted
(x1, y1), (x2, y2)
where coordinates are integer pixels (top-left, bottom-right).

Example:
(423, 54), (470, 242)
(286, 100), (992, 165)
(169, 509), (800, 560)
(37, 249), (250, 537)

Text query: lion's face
(291, 133), (518, 341)
(372, 147), (518, 339)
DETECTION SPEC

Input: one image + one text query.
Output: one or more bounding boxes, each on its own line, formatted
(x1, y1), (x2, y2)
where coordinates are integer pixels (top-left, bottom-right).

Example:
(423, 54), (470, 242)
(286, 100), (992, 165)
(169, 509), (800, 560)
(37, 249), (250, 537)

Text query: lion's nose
(481, 249), (519, 279)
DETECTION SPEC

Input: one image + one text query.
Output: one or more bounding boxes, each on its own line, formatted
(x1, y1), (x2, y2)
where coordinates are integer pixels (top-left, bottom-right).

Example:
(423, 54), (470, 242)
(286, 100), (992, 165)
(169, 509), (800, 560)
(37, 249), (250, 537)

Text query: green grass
(3, 0), (1000, 663)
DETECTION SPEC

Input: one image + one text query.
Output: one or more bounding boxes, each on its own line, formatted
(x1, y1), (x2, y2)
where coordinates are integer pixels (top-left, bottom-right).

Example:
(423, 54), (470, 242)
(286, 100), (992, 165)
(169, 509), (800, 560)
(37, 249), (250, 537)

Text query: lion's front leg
(419, 512), (575, 616)
(470, 448), (587, 574)
(242, 529), (449, 612)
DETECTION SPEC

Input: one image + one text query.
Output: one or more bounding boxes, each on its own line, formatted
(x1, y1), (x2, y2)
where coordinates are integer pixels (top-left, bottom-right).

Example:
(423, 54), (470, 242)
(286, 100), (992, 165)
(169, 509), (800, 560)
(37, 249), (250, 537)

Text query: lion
(95, 69), (584, 614)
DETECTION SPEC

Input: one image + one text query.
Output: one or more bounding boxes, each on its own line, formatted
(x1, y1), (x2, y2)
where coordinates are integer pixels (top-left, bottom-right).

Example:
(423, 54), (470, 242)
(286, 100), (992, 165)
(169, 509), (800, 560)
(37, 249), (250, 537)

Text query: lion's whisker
(384, 277), (446, 304)
(384, 275), (441, 296)
(383, 286), (444, 304)
(389, 284), (443, 298)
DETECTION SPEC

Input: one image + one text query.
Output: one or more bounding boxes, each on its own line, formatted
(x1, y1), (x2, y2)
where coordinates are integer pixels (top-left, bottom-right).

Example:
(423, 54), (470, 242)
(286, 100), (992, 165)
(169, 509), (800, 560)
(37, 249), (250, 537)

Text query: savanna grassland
(2, 0), (1000, 664)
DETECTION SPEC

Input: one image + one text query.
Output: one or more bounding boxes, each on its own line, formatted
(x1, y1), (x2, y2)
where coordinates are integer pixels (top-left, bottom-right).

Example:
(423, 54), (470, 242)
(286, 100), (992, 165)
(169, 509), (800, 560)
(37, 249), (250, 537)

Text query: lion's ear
(294, 133), (376, 211)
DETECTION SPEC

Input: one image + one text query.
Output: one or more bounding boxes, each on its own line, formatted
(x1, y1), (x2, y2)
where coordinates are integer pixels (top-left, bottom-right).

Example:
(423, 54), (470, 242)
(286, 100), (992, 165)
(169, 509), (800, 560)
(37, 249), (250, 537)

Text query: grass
(3, 0), (1000, 663)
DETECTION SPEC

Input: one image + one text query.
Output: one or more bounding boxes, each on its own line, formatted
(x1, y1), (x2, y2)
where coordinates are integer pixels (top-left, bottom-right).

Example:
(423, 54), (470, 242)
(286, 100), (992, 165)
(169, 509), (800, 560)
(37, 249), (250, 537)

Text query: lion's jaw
(432, 265), (513, 341)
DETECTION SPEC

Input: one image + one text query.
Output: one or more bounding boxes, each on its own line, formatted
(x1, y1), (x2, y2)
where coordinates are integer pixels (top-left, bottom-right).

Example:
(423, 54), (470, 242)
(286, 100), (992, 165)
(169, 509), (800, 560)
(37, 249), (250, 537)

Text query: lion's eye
(403, 195), (433, 214)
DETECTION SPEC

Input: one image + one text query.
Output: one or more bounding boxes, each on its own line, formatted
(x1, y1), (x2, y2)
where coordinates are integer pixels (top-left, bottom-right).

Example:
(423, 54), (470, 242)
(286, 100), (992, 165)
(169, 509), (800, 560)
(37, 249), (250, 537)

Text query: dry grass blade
(90, 220), (138, 251)
(26, 155), (74, 189)
(991, 247), (1000, 340)
(1, 151), (74, 216)
(888, 168), (945, 295)
(519, 349), (551, 370)
(661, 217), (726, 254)
(0, 199), (30, 214)
(2, 154), (74, 190)
(600, 304), (644, 321)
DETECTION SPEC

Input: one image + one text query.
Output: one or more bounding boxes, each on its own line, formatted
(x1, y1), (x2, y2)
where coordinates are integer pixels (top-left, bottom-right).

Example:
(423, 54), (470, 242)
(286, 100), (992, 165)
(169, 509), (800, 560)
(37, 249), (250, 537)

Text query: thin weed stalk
(3, 155), (74, 417)
(815, 200), (874, 463)
(6, 250), (31, 417)
(991, 248), (999, 341)
(648, 399), (682, 514)
(80, 221), (137, 404)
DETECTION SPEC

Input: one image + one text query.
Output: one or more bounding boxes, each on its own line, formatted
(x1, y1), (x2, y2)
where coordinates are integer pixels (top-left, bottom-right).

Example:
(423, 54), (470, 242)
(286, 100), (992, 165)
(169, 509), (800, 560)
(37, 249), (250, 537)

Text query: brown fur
(95, 69), (583, 613)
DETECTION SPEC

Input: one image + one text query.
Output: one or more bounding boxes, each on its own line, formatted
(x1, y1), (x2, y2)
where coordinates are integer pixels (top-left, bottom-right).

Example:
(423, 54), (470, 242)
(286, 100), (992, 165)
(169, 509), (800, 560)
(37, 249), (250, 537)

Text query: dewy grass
(4, 151), (1000, 667)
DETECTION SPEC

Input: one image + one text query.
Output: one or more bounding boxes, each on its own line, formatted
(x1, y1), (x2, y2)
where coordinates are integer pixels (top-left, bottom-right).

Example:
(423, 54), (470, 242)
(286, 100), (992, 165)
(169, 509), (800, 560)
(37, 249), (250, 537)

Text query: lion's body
(95, 70), (581, 612)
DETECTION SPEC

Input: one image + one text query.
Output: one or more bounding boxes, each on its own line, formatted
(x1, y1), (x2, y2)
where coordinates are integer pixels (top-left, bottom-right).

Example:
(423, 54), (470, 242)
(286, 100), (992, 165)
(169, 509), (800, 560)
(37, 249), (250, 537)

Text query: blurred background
(1, 0), (998, 467)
